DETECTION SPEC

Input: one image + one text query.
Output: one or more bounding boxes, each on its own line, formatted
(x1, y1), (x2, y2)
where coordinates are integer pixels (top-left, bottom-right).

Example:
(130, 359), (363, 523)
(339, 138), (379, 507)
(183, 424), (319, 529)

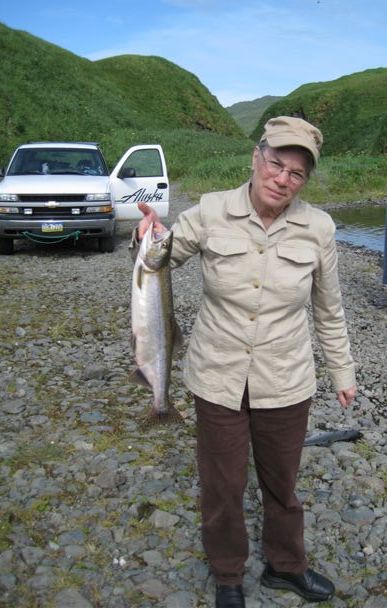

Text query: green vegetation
(0, 22), (241, 166)
(226, 95), (282, 135)
(251, 68), (387, 155)
(0, 22), (386, 203)
(302, 154), (387, 203)
(5, 442), (66, 474)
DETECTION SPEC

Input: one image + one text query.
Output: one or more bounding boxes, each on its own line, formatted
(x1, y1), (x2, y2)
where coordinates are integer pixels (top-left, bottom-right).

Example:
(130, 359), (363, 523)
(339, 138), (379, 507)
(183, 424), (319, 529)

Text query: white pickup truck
(0, 141), (169, 254)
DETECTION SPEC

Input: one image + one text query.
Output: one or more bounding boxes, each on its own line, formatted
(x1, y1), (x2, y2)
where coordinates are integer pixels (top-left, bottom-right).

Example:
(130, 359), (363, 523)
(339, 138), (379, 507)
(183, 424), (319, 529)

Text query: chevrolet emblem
(45, 201), (59, 207)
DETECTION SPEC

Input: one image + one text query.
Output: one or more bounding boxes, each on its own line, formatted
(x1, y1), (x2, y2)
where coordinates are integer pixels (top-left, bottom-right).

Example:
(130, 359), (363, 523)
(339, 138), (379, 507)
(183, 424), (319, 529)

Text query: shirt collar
(226, 182), (252, 217)
(285, 197), (310, 225)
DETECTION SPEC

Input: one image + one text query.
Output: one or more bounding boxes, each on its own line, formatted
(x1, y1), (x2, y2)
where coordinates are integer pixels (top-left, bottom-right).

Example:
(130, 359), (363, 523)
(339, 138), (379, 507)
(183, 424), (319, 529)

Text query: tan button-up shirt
(170, 182), (355, 410)
(172, 184), (355, 410)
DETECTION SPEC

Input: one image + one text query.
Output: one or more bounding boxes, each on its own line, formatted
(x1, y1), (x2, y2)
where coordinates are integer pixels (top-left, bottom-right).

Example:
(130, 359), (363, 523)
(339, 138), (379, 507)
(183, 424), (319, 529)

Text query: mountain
(0, 23), (242, 165)
(226, 96), (282, 136)
(250, 68), (387, 155)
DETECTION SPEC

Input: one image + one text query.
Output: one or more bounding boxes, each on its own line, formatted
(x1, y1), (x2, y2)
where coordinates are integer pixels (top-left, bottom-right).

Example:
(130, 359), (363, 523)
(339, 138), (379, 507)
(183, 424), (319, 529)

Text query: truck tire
(98, 235), (115, 253)
(0, 238), (14, 255)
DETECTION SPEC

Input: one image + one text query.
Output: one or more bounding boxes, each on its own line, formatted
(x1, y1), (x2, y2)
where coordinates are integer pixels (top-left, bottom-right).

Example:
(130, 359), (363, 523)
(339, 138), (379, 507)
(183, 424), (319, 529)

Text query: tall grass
(303, 154), (387, 203)
(105, 129), (386, 204)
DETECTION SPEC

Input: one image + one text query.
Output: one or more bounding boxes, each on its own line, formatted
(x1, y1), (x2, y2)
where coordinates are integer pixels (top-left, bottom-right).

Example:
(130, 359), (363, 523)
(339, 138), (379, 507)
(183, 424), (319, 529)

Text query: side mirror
(118, 166), (136, 179)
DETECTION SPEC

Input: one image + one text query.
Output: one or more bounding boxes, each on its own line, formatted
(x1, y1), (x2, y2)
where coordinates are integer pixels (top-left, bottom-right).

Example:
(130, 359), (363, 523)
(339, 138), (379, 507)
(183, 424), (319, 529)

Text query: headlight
(0, 193), (19, 202)
(0, 206), (19, 214)
(85, 193), (111, 202)
(86, 205), (113, 213)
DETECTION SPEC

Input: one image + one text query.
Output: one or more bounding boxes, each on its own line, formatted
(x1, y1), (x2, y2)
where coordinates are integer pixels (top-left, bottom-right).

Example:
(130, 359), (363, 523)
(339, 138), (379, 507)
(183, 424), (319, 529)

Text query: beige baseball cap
(260, 116), (323, 166)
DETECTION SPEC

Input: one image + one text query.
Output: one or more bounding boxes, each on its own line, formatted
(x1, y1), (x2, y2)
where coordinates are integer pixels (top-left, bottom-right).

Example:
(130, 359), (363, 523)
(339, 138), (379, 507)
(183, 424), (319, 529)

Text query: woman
(134, 116), (356, 607)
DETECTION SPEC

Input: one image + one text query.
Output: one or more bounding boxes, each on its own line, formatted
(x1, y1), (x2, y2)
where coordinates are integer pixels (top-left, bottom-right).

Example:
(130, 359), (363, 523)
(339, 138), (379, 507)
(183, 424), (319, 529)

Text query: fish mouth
(147, 222), (171, 243)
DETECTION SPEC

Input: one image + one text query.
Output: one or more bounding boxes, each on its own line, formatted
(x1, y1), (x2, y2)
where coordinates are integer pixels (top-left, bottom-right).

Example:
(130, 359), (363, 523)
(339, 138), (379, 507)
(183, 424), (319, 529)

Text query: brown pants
(195, 387), (310, 585)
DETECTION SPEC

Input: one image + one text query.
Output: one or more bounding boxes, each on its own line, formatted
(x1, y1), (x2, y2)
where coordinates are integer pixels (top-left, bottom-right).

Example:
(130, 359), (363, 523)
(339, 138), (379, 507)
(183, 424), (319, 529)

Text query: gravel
(0, 184), (386, 607)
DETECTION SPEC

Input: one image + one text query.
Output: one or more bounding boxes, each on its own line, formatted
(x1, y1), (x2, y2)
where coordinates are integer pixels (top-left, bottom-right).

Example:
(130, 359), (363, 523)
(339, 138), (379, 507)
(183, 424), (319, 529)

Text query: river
(329, 204), (386, 252)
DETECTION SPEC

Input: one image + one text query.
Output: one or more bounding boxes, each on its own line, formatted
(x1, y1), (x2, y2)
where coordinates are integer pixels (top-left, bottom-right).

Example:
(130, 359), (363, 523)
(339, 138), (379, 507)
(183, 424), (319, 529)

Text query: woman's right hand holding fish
(137, 202), (167, 239)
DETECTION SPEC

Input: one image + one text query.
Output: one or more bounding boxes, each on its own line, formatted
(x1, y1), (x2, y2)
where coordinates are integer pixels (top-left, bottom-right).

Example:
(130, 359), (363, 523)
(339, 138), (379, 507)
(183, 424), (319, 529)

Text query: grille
(18, 194), (86, 203)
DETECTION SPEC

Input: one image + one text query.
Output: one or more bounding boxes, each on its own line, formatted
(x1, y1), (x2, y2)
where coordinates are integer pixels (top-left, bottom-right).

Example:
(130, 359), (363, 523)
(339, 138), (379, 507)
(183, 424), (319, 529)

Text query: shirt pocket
(271, 328), (315, 394)
(274, 244), (317, 304)
(203, 236), (250, 287)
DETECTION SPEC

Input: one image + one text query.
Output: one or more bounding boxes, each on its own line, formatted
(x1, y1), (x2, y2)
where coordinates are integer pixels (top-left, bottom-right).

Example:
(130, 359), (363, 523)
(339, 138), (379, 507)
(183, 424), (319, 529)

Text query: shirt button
(253, 280), (260, 288)
(257, 247), (265, 254)
(249, 314), (256, 321)
(246, 347), (252, 354)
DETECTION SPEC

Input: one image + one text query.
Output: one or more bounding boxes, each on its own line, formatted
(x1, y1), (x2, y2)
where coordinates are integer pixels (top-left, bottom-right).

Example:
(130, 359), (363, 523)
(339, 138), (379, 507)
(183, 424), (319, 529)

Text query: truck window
(7, 148), (108, 176)
(122, 149), (163, 177)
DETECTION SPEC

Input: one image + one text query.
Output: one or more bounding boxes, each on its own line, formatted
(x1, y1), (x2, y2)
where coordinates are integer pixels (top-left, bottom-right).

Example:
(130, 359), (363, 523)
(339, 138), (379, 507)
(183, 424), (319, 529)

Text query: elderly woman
(135, 116), (356, 607)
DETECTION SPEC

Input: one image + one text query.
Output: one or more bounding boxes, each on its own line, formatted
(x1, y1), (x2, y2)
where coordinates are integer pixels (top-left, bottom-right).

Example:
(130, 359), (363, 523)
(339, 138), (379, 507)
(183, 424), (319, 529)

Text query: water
(330, 205), (386, 252)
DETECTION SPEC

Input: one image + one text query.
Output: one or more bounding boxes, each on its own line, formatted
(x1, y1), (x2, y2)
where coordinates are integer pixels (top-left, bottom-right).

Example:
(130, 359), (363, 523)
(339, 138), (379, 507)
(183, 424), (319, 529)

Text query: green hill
(251, 68), (387, 155)
(0, 23), (242, 166)
(226, 96), (282, 136)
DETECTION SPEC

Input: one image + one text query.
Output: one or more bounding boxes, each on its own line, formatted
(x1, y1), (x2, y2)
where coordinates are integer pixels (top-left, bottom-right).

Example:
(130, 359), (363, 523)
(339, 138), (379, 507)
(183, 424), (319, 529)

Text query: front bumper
(0, 216), (115, 239)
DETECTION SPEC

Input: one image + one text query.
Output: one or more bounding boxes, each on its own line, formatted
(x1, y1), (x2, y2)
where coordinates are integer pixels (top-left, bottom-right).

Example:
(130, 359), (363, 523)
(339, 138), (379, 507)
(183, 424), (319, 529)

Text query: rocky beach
(0, 185), (386, 608)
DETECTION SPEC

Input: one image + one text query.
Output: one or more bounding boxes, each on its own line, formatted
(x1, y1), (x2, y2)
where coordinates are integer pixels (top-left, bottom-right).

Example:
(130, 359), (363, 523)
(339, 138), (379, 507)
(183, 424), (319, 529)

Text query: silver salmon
(130, 223), (184, 424)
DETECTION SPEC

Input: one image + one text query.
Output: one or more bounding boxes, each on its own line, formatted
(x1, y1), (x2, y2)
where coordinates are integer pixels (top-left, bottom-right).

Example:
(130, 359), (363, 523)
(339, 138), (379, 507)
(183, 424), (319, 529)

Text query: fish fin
(136, 265), (143, 290)
(172, 320), (184, 354)
(131, 333), (136, 351)
(141, 403), (185, 429)
(128, 368), (151, 388)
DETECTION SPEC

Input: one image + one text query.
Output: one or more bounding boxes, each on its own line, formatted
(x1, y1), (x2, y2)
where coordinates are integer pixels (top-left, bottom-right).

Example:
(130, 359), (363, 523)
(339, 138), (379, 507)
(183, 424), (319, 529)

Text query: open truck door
(110, 144), (169, 221)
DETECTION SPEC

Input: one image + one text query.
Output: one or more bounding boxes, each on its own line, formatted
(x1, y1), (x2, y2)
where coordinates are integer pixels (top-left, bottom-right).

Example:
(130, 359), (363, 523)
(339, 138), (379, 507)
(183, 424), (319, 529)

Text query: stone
(58, 530), (86, 545)
(3, 399), (26, 414)
(64, 545), (87, 560)
(165, 590), (198, 608)
(0, 573), (17, 591)
(364, 597), (387, 608)
(54, 588), (93, 608)
(82, 364), (106, 380)
(341, 506), (376, 525)
(137, 578), (170, 600)
(73, 440), (94, 451)
(28, 415), (50, 426)
(149, 509), (180, 528)
(80, 411), (106, 423)
(142, 549), (163, 566)
(21, 546), (45, 565)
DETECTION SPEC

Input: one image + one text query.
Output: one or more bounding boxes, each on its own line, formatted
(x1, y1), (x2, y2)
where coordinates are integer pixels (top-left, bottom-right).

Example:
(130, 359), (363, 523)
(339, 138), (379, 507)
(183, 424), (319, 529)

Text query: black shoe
(261, 564), (335, 603)
(215, 584), (245, 608)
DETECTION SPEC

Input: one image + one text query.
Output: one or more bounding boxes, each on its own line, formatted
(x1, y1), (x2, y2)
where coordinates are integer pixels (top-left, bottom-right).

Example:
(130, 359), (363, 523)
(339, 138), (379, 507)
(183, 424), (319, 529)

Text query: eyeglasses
(257, 147), (307, 186)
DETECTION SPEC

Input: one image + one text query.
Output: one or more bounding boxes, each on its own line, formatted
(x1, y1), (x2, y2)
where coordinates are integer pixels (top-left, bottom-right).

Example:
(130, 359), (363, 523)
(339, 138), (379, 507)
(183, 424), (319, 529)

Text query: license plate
(41, 222), (64, 233)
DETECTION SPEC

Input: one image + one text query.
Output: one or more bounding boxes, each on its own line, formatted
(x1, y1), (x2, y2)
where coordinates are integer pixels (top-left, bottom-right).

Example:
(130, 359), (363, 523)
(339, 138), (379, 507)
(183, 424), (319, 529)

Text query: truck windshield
(7, 148), (109, 176)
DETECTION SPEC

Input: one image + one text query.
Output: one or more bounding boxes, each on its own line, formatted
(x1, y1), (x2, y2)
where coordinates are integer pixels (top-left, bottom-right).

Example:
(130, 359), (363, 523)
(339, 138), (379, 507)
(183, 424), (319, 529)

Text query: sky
(1, 0), (387, 107)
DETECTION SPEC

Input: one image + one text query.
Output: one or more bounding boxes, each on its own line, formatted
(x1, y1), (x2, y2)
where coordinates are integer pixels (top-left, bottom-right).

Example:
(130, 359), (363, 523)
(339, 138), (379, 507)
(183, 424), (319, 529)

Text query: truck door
(110, 145), (169, 220)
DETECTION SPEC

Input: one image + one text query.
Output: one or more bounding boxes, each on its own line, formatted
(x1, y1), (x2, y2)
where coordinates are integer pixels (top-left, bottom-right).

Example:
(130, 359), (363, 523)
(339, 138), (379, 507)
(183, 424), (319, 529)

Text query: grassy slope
(0, 23), (242, 167)
(251, 68), (387, 155)
(95, 55), (241, 136)
(226, 95), (282, 136)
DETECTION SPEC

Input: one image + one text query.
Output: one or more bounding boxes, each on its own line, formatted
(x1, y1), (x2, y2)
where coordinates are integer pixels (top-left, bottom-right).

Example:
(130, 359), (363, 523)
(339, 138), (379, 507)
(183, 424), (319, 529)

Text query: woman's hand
(137, 202), (167, 239)
(336, 385), (357, 408)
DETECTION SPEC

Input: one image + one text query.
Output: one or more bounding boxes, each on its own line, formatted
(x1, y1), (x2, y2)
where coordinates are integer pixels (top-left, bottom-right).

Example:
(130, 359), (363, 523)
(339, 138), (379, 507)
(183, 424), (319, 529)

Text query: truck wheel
(0, 238), (14, 255)
(98, 235), (115, 253)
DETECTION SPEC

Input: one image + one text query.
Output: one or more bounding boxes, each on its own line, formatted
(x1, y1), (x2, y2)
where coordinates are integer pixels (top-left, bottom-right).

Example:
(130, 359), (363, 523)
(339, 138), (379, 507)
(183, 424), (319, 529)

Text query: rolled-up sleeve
(311, 228), (356, 391)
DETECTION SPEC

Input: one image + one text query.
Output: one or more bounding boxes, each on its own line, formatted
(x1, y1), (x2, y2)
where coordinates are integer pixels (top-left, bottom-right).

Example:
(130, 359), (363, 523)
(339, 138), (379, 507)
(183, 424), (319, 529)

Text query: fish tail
(142, 403), (184, 428)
